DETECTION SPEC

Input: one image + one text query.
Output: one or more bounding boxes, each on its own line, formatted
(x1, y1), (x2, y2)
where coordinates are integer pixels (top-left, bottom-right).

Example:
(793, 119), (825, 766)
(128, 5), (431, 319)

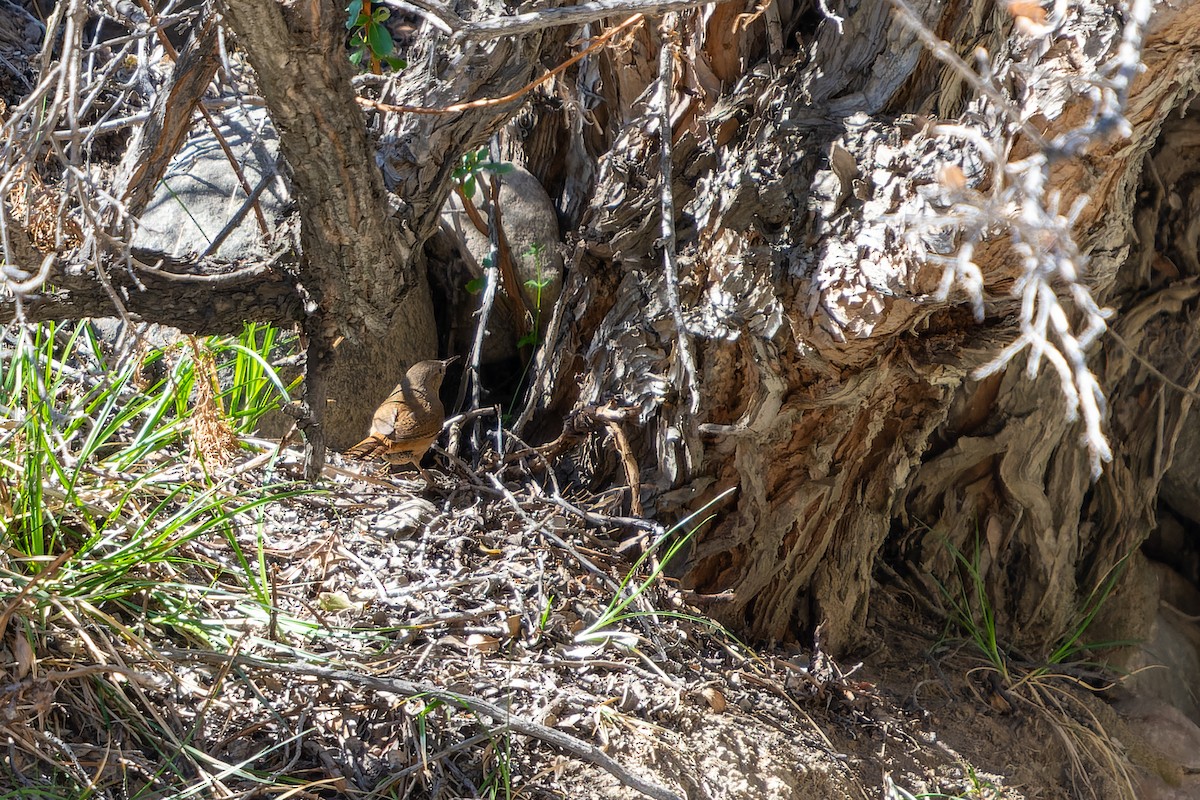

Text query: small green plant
(346, 0), (406, 73)
(1045, 554), (1130, 667)
(516, 242), (553, 349)
(465, 273), (487, 295)
(885, 774), (1001, 800)
(537, 593), (554, 633)
(479, 729), (514, 800)
(933, 531), (1130, 683)
(934, 532), (1008, 679)
(453, 147), (513, 201)
(930, 530), (1137, 799)
(884, 761), (1010, 799)
(575, 487), (736, 647)
(454, 150), (511, 296)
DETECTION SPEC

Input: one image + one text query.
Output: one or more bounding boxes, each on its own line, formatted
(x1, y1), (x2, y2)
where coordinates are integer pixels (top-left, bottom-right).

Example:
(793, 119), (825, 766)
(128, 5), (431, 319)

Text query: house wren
(344, 358), (456, 482)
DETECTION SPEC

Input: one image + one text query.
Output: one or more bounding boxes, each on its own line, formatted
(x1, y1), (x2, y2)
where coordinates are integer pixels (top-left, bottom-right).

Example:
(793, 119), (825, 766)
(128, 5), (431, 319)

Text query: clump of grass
(931, 531), (1137, 800)
(574, 487), (736, 649)
(934, 531), (1130, 681)
(0, 321), (298, 555)
(0, 320), (310, 792)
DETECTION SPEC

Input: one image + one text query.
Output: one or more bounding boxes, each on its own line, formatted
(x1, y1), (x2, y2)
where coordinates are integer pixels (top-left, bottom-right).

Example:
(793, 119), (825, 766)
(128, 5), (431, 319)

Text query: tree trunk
(219, 0), (439, 464)
(525, 0), (1200, 654)
(1, 1), (561, 452)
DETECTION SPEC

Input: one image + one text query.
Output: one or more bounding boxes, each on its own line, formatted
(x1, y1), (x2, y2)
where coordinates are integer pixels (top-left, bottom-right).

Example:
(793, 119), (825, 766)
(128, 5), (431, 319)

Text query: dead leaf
(939, 164), (967, 191)
(467, 633), (500, 654)
(318, 591), (362, 612)
(701, 686), (727, 713)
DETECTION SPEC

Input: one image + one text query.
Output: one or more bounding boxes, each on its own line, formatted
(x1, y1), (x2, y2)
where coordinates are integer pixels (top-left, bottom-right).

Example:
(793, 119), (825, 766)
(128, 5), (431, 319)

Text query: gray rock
(438, 165), (564, 362)
(133, 105), (290, 260)
(441, 165), (564, 313)
(0, 0), (44, 107)
(0, 1), (44, 51)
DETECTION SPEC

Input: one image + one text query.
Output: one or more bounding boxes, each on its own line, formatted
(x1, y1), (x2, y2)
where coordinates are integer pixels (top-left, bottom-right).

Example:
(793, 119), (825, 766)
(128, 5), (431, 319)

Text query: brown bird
(345, 358), (456, 483)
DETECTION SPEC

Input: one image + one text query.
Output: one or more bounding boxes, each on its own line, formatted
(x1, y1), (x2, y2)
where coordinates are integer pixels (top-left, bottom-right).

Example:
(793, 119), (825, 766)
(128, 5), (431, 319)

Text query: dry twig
(163, 650), (685, 800)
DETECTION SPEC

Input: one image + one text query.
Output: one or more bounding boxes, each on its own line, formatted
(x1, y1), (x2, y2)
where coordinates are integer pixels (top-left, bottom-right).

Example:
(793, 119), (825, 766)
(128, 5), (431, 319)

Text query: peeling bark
(527, 0), (1200, 653)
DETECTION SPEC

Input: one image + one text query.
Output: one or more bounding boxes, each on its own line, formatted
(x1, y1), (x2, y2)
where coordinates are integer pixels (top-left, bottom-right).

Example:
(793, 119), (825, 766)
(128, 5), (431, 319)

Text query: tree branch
(163, 650), (685, 800)
(454, 0), (719, 42)
(0, 252), (302, 333)
(115, 9), (222, 218)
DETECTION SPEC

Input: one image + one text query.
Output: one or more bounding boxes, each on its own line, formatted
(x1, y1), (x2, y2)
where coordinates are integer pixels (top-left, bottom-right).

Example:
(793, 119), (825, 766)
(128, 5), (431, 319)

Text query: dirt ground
(1, 440), (1175, 799)
(209, 448), (1141, 800)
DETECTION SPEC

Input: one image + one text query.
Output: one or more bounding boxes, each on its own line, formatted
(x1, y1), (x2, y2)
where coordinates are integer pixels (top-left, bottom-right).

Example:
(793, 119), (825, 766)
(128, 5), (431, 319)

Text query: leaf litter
(0, 427), (1083, 799)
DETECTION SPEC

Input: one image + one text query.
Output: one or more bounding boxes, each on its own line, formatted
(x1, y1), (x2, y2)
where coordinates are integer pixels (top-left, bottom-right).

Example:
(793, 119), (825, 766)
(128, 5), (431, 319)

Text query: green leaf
(465, 276), (486, 294)
(482, 161), (514, 174)
(462, 175), (476, 199)
(367, 23), (393, 57)
(517, 331), (539, 348)
(346, 0), (362, 28)
(372, 6), (390, 20)
(349, 48), (365, 66)
(384, 56), (407, 71)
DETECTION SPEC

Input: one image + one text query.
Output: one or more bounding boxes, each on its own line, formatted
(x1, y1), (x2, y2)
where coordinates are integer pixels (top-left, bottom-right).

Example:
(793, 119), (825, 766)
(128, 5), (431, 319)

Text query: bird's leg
(383, 454), (440, 490)
(415, 463), (440, 489)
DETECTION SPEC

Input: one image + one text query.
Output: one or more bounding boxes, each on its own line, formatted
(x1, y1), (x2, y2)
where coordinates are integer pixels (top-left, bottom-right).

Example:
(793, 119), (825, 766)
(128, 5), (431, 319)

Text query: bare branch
(115, 8), (222, 218)
(454, 0), (716, 42)
(0, 252), (302, 333)
(655, 15), (700, 472)
(166, 651), (685, 800)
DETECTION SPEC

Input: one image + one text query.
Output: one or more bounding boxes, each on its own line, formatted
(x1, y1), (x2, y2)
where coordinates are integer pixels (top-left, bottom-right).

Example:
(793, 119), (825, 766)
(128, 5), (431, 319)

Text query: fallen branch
(162, 650), (684, 800)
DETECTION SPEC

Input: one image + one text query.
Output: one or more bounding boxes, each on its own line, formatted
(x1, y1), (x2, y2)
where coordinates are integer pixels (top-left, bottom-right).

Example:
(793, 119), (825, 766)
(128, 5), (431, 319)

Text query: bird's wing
(370, 403), (401, 437)
(384, 416), (442, 445)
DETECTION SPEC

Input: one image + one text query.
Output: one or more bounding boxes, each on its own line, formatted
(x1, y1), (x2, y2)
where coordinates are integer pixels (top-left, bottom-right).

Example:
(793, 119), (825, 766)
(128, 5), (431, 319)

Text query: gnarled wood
(527, 0), (1200, 653)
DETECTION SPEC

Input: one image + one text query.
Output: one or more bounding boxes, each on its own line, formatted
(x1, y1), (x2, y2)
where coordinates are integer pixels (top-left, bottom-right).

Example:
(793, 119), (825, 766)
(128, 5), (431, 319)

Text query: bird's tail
(345, 437), (385, 460)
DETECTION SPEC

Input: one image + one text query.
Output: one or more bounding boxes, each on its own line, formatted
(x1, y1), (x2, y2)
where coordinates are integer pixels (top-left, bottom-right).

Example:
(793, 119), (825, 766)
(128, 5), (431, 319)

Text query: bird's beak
(442, 356), (460, 366)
